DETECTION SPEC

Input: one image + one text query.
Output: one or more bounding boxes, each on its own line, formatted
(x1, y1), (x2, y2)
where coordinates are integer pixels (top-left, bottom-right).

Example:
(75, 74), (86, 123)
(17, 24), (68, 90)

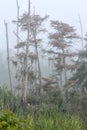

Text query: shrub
(0, 110), (33, 130)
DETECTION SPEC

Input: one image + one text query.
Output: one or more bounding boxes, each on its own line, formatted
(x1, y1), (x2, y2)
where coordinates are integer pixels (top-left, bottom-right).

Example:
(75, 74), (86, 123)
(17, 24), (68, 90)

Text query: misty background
(0, 0), (87, 87)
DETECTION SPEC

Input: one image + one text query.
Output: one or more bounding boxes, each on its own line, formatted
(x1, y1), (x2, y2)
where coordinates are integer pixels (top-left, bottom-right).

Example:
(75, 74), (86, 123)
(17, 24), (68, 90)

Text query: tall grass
(33, 112), (83, 130)
(0, 109), (83, 130)
(31, 104), (83, 130)
(0, 87), (84, 130)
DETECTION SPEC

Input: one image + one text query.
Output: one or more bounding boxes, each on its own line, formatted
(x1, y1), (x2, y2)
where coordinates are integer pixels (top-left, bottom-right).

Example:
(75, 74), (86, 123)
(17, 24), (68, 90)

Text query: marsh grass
(30, 104), (83, 130)
(33, 112), (83, 130)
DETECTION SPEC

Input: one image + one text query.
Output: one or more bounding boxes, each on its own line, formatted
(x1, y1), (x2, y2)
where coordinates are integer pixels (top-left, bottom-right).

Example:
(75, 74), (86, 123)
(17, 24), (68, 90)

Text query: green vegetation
(0, 86), (86, 130)
(0, 110), (83, 130)
(0, 110), (33, 130)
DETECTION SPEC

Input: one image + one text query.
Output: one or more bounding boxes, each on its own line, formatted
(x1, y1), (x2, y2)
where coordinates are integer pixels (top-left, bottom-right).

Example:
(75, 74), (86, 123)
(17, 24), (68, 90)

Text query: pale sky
(0, 0), (87, 49)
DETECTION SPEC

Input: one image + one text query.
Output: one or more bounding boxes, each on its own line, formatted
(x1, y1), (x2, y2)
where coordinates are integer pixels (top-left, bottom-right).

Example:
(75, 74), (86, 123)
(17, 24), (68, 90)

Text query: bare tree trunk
(35, 41), (42, 95)
(78, 16), (85, 93)
(32, 10), (42, 95)
(60, 72), (62, 87)
(4, 22), (13, 92)
(79, 15), (84, 52)
(58, 54), (63, 87)
(16, 0), (21, 96)
(62, 49), (67, 84)
(34, 58), (37, 86)
(23, 0), (30, 103)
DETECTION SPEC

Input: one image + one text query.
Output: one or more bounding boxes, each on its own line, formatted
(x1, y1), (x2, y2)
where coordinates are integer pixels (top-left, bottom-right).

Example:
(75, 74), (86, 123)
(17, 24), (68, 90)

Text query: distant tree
(70, 32), (87, 93)
(13, 0), (31, 104)
(29, 14), (48, 95)
(48, 20), (79, 86)
(18, 11), (48, 95)
(13, 0), (48, 103)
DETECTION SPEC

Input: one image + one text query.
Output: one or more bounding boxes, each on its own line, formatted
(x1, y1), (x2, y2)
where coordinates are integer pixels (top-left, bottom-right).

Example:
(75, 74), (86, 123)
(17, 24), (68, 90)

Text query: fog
(0, 0), (87, 87)
(0, 0), (87, 49)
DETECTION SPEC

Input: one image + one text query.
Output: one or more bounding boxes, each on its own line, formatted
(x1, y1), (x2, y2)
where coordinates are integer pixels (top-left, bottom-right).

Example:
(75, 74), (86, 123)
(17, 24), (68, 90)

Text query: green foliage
(0, 110), (33, 130)
(0, 86), (18, 111)
(29, 103), (83, 130)
(68, 62), (87, 128)
(0, 86), (13, 109)
(34, 111), (83, 130)
(71, 62), (87, 85)
(47, 90), (63, 108)
(27, 90), (63, 108)
(0, 86), (85, 129)
(66, 90), (87, 129)
(0, 110), (83, 130)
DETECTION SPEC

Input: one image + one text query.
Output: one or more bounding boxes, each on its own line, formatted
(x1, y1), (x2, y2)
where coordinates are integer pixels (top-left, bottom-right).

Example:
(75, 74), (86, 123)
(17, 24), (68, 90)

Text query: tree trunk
(5, 22), (13, 92)
(62, 49), (67, 84)
(23, 0), (30, 103)
(35, 41), (42, 95)
(16, 0), (21, 96)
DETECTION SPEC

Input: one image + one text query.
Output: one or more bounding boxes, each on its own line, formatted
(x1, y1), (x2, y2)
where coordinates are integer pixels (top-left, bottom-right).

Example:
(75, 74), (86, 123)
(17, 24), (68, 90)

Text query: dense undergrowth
(0, 110), (83, 130)
(0, 86), (86, 130)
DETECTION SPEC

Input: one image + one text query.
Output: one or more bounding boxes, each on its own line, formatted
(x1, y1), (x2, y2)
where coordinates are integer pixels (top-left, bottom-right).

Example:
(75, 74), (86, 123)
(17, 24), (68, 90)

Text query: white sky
(0, 0), (87, 49)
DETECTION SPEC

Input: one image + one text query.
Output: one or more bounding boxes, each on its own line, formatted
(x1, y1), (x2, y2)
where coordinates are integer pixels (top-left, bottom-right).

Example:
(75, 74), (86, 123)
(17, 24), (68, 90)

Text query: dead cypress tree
(13, 0), (48, 99)
(79, 15), (84, 52)
(22, 0), (30, 103)
(12, 0), (31, 104)
(16, 0), (22, 96)
(18, 11), (48, 95)
(4, 22), (13, 92)
(48, 20), (79, 85)
(30, 13), (48, 95)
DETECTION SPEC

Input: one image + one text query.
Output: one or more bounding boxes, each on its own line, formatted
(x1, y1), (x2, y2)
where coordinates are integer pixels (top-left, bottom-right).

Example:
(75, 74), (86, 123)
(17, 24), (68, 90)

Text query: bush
(0, 110), (33, 130)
